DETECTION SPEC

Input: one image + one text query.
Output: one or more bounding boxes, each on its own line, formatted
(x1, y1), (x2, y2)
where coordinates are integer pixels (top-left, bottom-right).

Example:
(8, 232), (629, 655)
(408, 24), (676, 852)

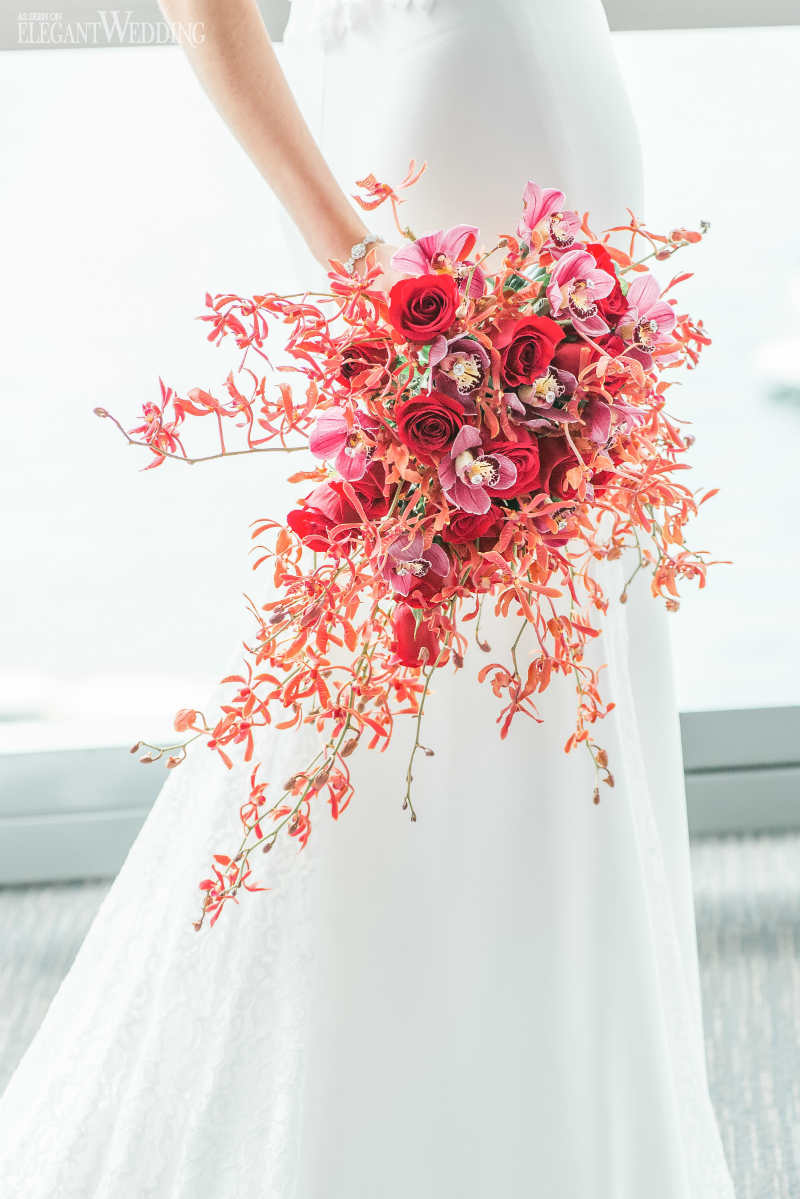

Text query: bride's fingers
(365, 242), (403, 294)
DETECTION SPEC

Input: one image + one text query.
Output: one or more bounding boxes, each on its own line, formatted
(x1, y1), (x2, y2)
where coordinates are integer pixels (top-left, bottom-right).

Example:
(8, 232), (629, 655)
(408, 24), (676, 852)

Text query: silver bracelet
(344, 232), (384, 275)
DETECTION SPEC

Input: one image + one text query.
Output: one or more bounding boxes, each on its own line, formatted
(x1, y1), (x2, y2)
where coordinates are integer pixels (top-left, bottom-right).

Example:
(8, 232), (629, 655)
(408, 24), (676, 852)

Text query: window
(615, 25), (800, 712)
(1, 20), (798, 879)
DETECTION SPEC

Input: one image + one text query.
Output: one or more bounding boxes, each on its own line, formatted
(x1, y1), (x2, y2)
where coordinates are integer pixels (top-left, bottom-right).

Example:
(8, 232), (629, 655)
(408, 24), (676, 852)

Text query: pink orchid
(581, 394), (613, 445)
(391, 226), (485, 298)
(609, 395), (648, 435)
(517, 181), (581, 252)
(308, 407), (376, 482)
(438, 426), (517, 515)
(379, 534), (450, 597)
(582, 393), (647, 445)
(506, 366), (579, 430)
(428, 334), (490, 408)
(546, 249), (616, 338)
(617, 273), (677, 350)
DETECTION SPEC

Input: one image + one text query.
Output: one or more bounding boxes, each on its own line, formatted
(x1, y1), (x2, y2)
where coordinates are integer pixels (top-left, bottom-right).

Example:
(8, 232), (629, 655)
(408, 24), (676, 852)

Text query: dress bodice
(283, 0), (436, 47)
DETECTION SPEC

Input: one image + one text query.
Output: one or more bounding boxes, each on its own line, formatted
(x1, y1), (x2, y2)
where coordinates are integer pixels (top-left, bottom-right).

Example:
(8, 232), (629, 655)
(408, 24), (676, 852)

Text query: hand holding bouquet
(99, 164), (713, 927)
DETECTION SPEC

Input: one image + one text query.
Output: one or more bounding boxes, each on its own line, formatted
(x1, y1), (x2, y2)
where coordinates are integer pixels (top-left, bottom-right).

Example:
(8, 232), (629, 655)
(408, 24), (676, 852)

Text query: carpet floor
(1, 833), (799, 1197)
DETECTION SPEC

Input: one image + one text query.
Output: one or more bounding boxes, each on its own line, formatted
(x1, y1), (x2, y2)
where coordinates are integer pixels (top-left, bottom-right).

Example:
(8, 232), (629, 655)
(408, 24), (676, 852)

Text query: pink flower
(428, 334), (490, 408)
(581, 394), (613, 445)
(617, 273), (677, 350)
(391, 226), (485, 298)
(517, 181), (580, 252)
(379, 534), (450, 597)
(308, 407), (376, 482)
(506, 366), (579, 430)
(546, 249), (616, 338)
(438, 426), (517, 515)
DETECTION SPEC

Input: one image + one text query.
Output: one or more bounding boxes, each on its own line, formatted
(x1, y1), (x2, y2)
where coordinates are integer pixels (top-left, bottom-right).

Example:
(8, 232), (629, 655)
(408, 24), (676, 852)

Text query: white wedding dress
(0, 1), (735, 1195)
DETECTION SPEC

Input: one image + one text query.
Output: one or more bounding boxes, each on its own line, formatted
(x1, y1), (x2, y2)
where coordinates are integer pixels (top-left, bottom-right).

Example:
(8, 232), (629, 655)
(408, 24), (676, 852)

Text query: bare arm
(158, 0), (372, 268)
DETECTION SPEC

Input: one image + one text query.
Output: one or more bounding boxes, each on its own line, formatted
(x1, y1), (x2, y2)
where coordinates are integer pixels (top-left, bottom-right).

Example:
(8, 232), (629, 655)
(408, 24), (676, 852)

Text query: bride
(0, 1), (735, 1195)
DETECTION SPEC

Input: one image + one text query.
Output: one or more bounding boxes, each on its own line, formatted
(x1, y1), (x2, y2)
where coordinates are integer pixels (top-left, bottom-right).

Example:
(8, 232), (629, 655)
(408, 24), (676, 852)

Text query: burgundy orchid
(379, 534), (450, 597)
(428, 334), (490, 407)
(438, 426), (517, 514)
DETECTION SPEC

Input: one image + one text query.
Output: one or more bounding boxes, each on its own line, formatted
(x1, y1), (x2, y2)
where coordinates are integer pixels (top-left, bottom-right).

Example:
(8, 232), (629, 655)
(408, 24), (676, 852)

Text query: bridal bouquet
(99, 164), (713, 927)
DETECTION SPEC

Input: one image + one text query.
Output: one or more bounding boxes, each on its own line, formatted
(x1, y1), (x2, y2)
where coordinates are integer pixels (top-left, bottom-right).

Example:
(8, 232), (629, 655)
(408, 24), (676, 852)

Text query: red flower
(552, 333), (626, 395)
(395, 390), (465, 463)
(351, 461), (391, 518)
(587, 243), (627, 326)
(484, 431), (542, 498)
(391, 603), (442, 667)
(337, 338), (391, 385)
(592, 443), (626, 492)
(286, 482), (360, 552)
(440, 507), (503, 547)
(388, 274), (458, 342)
(495, 315), (565, 387)
(539, 437), (582, 500)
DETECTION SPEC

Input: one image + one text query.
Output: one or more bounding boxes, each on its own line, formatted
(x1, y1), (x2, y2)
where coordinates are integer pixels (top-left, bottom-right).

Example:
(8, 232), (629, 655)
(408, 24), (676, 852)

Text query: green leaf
(504, 273), (529, 294)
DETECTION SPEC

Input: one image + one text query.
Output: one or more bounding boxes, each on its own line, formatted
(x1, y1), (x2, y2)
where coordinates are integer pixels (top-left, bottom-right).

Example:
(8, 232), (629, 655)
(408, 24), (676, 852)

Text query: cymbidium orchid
(617, 273), (677, 351)
(309, 406), (376, 481)
(438, 426), (517, 514)
(505, 366), (580, 430)
(428, 334), (490, 406)
(517, 180), (580, 252)
(546, 248), (617, 338)
(379, 534), (450, 597)
(391, 225), (486, 297)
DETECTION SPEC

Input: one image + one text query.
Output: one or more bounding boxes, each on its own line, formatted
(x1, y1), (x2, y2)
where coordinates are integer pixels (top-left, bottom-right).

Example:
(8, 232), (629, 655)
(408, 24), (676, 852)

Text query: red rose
(351, 461), (391, 518)
(286, 482), (359, 553)
(440, 507), (503, 547)
(391, 603), (442, 667)
(495, 315), (565, 387)
(389, 274), (458, 342)
(551, 340), (584, 379)
(395, 390), (465, 463)
(539, 437), (582, 500)
(337, 338), (391, 385)
(552, 333), (626, 395)
(587, 243), (627, 326)
(405, 562), (453, 609)
(484, 431), (542, 498)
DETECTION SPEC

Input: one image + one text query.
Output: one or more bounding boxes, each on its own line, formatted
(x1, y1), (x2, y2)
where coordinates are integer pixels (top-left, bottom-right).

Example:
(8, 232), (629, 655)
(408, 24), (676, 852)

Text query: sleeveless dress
(0, 2), (735, 1196)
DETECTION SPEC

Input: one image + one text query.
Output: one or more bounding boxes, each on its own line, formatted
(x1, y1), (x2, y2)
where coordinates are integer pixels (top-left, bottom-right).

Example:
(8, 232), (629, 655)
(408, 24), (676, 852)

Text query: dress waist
(283, 0), (436, 48)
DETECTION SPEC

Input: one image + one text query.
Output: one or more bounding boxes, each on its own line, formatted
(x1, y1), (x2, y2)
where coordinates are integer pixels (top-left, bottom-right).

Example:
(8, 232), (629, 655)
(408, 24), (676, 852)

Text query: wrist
(309, 212), (370, 270)
(343, 231), (384, 275)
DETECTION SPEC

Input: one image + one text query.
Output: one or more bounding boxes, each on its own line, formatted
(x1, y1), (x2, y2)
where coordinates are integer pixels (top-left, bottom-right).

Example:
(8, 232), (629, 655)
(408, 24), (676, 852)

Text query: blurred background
(1, 3), (799, 1195)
